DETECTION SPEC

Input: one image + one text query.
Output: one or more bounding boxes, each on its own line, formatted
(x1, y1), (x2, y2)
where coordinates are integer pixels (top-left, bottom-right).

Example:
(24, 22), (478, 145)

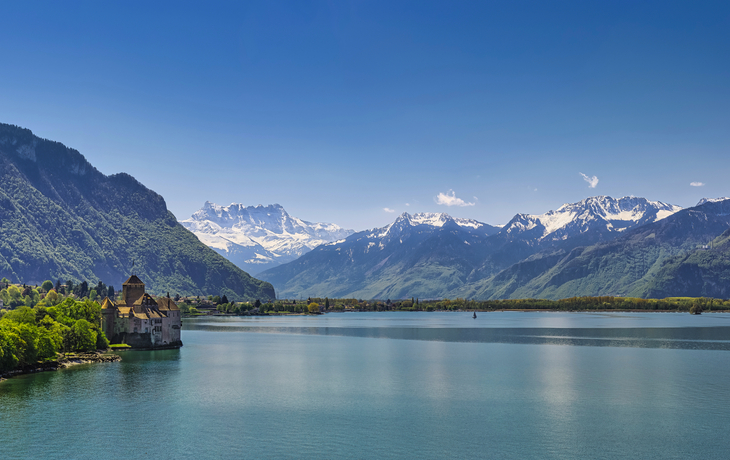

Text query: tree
(254, 299), (261, 310)
(43, 289), (60, 306)
(325, 298), (330, 310)
(3, 307), (37, 325)
(41, 280), (54, 292)
(308, 302), (320, 314)
(69, 319), (97, 352)
(74, 281), (89, 298)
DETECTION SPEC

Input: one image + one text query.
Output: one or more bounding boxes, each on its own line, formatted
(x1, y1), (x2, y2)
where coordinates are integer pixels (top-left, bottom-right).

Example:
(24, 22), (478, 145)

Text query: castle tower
(122, 275), (146, 306)
(100, 297), (117, 341)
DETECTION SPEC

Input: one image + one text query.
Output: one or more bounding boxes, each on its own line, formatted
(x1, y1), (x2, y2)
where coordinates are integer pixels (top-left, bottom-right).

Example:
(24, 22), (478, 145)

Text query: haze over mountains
(180, 202), (354, 275)
(0, 123), (275, 301)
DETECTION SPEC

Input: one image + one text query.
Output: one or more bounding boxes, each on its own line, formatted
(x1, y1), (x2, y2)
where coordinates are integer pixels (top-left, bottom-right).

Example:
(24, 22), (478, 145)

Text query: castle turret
(100, 297), (117, 341)
(122, 275), (145, 306)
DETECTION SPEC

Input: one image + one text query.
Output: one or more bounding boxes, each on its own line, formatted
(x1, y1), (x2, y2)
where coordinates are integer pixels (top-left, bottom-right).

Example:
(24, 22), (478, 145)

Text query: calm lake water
(2, 311), (730, 459)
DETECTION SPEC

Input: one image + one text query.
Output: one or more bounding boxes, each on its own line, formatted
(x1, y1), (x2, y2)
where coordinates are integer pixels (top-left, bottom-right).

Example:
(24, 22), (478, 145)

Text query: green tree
(69, 319), (97, 352)
(308, 302), (320, 314)
(41, 280), (54, 292)
(3, 306), (37, 325)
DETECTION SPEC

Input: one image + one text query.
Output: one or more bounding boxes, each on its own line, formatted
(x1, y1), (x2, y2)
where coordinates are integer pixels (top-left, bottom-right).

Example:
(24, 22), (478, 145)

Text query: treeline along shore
(3, 277), (723, 376)
(182, 294), (727, 316)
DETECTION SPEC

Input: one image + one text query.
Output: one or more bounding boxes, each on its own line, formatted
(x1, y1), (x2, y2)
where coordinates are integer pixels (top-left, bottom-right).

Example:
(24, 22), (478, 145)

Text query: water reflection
(184, 322), (730, 350)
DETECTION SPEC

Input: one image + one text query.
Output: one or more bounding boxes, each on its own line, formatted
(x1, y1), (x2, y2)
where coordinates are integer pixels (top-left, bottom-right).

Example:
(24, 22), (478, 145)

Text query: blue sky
(1, 1), (729, 230)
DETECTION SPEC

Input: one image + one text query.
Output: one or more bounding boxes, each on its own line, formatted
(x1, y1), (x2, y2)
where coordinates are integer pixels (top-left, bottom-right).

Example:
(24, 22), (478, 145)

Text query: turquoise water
(2, 312), (730, 459)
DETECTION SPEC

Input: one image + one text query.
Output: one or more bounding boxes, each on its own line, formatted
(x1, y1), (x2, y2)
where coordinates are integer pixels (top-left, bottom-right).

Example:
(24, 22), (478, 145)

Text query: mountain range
(180, 202), (353, 275)
(0, 123), (275, 301)
(255, 196), (730, 300)
(3, 121), (728, 302)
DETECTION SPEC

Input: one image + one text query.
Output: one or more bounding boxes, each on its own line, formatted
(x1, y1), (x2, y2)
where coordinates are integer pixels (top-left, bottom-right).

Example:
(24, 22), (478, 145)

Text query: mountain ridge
(0, 122), (275, 300)
(258, 196), (695, 299)
(180, 201), (354, 274)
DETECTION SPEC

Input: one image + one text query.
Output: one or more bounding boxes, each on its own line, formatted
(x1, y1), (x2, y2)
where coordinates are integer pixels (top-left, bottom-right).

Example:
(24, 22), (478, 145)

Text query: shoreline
(0, 351), (121, 382)
(187, 309), (727, 318)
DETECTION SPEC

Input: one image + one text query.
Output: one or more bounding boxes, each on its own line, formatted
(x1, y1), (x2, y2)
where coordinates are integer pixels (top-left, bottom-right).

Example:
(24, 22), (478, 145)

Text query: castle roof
(156, 297), (180, 311)
(133, 293), (158, 306)
(124, 275), (145, 286)
(101, 297), (115, 310)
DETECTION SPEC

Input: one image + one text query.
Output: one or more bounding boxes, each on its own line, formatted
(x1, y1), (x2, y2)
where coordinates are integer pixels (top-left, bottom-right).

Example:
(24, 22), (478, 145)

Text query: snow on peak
(366, 212), (488, 239)
(697, 197), (730, 206)
(504, 196), (682, 241)
(180, 202), (354, 273)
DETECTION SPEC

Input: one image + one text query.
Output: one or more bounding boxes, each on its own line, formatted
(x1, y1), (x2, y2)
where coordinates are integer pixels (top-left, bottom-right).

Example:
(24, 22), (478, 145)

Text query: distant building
(101, 275), (182, 348)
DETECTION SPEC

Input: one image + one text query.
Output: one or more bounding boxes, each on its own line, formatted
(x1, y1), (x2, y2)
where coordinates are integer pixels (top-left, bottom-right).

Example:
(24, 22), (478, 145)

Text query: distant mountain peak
(368, 211), (492, 239)
(697, 197), (730, 206)
(504, 195), (682, 241)
(181, 202), (354, 275)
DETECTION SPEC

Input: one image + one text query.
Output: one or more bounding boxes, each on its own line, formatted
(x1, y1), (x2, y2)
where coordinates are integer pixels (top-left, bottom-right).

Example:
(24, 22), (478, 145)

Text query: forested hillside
(0, 123), (275, 301)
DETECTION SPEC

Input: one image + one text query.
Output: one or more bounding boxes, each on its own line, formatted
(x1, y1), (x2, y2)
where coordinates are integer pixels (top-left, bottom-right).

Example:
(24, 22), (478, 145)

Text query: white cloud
(690, 182), (705, 187)
(383, 207), (395, 213)
(405, 203), (410, 207)
(434, 190), (476, 207)
(579, 172), (599, 188)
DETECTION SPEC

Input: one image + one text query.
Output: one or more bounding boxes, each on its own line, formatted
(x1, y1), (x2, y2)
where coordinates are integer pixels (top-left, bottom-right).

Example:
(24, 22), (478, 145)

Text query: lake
(2, 311), (730, 459)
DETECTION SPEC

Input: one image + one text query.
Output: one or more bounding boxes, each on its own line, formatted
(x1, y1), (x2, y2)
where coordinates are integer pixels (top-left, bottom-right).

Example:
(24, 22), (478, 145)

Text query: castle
(100, 275), (182, 349)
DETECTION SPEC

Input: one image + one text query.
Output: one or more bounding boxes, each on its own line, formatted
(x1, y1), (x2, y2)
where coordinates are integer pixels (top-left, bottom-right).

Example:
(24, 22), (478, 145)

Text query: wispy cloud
(405, 203), (410, 207)
(579, 172), (599, 188)
(383, 207), (395, 213)
(690, 181), (705, 187)
(434, 190), (476, 207)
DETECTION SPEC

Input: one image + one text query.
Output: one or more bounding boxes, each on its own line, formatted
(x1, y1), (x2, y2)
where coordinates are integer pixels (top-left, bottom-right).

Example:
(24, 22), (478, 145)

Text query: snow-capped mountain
(180, 202), (354, 274)
(502, 196), (682, 243)
(257, 212), (502, 299)
(366, 212), (496, 240)
(697, 197), (730, 206)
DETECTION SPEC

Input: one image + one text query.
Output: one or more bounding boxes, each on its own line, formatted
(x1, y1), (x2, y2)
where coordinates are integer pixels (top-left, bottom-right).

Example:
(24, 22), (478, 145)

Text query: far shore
(183, 308), (725, 318)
